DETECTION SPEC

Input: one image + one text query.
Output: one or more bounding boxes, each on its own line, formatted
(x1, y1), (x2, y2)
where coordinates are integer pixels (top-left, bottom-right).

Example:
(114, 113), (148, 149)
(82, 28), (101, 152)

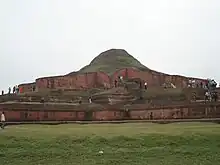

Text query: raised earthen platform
(1, 101), (219, 122)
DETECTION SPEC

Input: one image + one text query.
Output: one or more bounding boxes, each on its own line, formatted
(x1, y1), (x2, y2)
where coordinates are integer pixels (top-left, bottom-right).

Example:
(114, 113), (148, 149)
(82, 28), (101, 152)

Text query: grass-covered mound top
(78, 49), (148, 75)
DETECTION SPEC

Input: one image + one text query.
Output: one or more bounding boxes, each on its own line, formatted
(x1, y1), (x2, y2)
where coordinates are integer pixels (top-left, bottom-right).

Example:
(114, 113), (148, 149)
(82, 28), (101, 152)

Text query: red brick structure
(18, 83), (35, 93)
(112, 68), (205, 88)
(36, 72), (111, 91)
(18, 68), (206, 93)
(0, 102), (219, 122)
(6, 49), (214, 122)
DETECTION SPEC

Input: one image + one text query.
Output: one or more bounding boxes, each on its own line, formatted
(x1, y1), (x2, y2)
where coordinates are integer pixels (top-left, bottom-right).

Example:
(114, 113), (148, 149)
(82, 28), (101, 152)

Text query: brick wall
(19, 68), (207, 91)
(18, 83), (36, 93)
(1, 103), (220, 122)
(35, 72), (111, 91)
(112, 68), (206, 88)
(96, 72), (111, 88)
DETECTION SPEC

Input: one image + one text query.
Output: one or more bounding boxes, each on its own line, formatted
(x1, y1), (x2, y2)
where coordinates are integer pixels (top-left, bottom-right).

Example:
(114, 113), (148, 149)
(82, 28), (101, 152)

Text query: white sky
(0, 0), (220, 91)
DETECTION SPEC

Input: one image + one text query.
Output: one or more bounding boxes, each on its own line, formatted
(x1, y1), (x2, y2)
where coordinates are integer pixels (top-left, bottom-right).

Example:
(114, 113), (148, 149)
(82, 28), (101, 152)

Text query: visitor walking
(1, 112), (5, 129)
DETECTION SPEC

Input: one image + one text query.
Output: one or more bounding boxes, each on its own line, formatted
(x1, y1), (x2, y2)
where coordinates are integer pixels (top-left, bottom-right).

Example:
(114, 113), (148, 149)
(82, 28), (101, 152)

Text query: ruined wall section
(18, 68), (206, 92)
(96, 72), (111, 88)
(18, 83), (36, 93)
(1, 103), (220, 121)
(36, 75), (63, 91)
(112, 68), (205, 88)
(35, 72), (111, 91)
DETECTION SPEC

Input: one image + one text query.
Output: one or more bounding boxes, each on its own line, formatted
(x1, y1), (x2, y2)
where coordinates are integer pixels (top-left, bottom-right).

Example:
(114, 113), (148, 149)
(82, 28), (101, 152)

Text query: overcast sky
(0, 0), (219, 91)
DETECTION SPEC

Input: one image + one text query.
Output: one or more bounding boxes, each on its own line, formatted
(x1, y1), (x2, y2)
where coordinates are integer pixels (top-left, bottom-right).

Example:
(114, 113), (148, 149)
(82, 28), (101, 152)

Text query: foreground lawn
(0, 122), (220, 165)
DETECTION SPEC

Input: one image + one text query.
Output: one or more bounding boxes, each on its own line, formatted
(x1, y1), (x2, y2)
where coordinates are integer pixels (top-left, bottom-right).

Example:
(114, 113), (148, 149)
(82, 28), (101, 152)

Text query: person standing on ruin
(78, 97), (82, 104)
(144, 82), (148, 90)
(13, 86), (16, 94)
(16, 85), (19, 93)
(150, 112), (153, 120)
(1, 112), (6, 129)
(40, 97), (45, 103)
(1, 90), (4, 95)
(205, 91), (210, 102)
(119, 76), (123, 82)
(33, 85), (36, 92)
(8, 87), (11, 94)
(108, 97), (112, 105)
(88, 97), (92, 104)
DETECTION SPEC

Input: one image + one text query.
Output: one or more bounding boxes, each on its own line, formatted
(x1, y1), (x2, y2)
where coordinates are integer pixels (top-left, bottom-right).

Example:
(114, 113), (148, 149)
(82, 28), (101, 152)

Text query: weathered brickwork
(18, 83), (36, 93)
(1, 103), (219, 122)
(112, 68), (205, 88)
(19, 68), (207, 93)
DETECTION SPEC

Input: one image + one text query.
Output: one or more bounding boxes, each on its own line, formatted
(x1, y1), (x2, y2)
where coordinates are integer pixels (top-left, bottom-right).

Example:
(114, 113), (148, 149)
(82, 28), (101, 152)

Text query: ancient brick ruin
(0, 49), (218, 122)
(18, 68), (206, 93)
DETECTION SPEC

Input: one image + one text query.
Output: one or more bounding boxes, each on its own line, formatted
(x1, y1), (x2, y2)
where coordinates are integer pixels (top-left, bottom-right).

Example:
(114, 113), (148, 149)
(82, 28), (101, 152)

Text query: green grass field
(1, 122), (220, 165)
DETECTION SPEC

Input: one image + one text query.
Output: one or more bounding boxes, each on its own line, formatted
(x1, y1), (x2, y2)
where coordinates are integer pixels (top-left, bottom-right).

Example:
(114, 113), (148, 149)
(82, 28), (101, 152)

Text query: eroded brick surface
(1, 104), (220, 121)
(19, 68), (207, 92)
(18, 83), (36, 93)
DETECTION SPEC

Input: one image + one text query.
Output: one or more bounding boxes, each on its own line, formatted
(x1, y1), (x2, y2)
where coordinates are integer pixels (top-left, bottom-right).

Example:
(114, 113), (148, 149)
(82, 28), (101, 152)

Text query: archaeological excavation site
(0, 49), (219, 122)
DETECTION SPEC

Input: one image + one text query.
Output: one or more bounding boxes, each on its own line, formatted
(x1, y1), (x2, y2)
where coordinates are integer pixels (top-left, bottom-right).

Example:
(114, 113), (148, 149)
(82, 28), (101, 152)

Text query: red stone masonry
(1, 102), (220, 122)
(35, 72), (111, 91)
(112, 68), (206, 88)
(18, 82), (36, 93)
(18, 68), (207, 93)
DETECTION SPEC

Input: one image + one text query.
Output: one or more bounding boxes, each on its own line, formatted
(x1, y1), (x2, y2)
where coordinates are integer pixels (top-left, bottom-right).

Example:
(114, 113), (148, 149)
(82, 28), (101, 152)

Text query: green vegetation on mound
(78, 49), (148, 75)
(1, 123), (220, 165)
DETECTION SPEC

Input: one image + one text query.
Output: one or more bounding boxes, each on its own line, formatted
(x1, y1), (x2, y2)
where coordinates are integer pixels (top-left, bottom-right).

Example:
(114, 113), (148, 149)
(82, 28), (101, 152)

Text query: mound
(78, 49), (148, 75)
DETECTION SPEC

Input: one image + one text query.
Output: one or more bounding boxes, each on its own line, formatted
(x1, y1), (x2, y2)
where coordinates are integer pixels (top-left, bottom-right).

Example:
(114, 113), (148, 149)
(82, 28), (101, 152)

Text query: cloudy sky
(0, 0), (219, 91)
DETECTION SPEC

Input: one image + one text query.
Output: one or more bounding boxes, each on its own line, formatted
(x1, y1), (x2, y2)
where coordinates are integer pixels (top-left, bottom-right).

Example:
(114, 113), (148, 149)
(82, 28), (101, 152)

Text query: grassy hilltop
(77, 49), (148, 75)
